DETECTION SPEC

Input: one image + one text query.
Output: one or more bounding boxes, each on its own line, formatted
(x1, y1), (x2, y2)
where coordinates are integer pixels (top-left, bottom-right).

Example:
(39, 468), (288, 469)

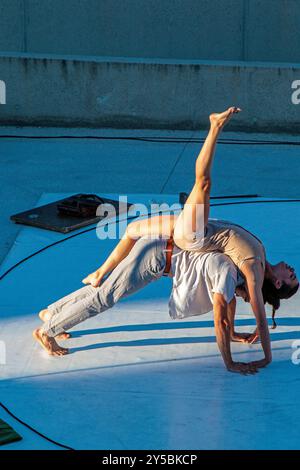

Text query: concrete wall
(1, 1), (300, 131)
(0, 0), (300, 62)
(1, 54), (299, 132)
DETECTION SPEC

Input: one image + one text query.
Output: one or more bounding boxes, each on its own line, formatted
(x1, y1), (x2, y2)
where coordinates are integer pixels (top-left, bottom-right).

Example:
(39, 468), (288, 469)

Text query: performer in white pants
(33, 107), (298, 375)
(34, 235), (258, 374)
(79, 107), (298, 371)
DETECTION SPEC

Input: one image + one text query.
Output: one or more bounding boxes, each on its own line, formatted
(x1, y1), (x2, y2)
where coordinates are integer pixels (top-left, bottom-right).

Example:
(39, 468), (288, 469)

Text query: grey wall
(1, 0), (300, 63)
(1, 1), (300, 131)
(1, 54), (299, 132)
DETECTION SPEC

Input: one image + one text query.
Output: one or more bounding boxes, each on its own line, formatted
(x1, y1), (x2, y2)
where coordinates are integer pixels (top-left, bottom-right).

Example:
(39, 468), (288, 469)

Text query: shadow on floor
(70, 335), (216, 353)
(69, 329), (300, 354)
(72, 316), (300, 338)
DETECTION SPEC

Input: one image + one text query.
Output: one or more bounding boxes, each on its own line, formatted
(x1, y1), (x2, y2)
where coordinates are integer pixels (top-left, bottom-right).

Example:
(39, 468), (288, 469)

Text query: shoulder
(241, 258), (264, 283)
(208, 252), (237, 272)
(205, 253), (238, 284)
(241, 257), (264, 274)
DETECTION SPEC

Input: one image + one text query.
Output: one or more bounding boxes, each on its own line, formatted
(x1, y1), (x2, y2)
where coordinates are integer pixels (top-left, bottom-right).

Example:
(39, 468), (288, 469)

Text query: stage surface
(0, 193), (300, 450)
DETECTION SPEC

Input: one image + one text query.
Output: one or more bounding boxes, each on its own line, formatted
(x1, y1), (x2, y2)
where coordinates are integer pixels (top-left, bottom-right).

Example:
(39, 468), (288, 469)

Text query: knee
(126, 220), (140, 240)
(173, 223), (195, 250)
(195, 176), (211, 192)
(173, 236), (190, 251)
(90, 288), (115, 314)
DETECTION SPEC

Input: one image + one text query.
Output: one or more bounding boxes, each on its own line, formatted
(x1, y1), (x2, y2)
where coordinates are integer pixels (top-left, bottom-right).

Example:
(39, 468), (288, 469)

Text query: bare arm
(241, 260), (272, 366)
(227, 296), (254, 343)
(213, 293), (258, 374)
(214, 293), (232, 368)
(227, 296), (237, 338)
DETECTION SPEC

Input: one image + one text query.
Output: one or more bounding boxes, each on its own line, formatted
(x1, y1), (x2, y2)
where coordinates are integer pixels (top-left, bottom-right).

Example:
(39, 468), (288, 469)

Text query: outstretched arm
(82, 214), (176, 287)
(241, 260), (272, 367)
(227, 296), (256, 343)
(213, 293), (258, 374)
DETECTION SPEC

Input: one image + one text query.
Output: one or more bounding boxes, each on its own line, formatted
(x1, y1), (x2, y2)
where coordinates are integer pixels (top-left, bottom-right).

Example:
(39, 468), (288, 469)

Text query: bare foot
(209, 106), (241, 129)
(56, 332), (72, 340)
(33, 328), (69, 356)
(39, 309), (51, 322)
(82, 270), (104, 287)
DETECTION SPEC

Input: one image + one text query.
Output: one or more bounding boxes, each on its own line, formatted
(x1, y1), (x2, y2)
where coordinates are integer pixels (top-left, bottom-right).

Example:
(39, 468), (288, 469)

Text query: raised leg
(173, 107), (241, 250)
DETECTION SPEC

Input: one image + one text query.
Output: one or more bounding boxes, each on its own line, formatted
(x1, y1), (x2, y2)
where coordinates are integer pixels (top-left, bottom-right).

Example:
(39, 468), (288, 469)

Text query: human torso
(169, 249), (242, 319)
(174, 215), (266, 271)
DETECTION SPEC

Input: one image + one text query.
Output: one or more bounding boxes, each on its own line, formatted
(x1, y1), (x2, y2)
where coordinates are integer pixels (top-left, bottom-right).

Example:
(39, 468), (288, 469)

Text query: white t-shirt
(169, 247), (241, 319)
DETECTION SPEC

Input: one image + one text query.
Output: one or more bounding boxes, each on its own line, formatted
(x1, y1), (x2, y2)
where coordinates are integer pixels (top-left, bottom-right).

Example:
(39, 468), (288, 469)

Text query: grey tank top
(201, 219), (266, 271)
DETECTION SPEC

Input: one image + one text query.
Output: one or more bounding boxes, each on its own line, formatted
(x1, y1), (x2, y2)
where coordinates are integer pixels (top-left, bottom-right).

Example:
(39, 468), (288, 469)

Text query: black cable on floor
(0, 225), (97, 282)
(1, 197), (299, 284)
(0, 134), (300, 145)
(0, 211), (142, 449)
(0, 402), (74, 450)
(0, 195), (260, 282)
(211, 199), (300, 208)
(1, 197), (300, 449)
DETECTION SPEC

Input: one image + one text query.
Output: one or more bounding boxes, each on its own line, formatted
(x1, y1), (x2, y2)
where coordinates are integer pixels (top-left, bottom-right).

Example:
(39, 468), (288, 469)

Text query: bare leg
(174, 107), (241, 249)
(82, 234), (137, 287)
(82, 214), (176, 287)
(71, 110), (241, 289)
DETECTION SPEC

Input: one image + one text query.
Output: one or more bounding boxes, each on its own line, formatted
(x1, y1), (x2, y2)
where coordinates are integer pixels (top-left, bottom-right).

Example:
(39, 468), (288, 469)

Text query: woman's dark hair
(262, 279), (299, 329)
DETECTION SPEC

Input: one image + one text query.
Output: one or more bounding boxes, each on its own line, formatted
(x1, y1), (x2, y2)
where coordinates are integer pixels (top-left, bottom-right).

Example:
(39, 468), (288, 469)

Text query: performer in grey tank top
(171, 108), (298, 371)
(33, 107), (299, 375)
(80, 108), (298, 372)
(34, 235), (258, 374)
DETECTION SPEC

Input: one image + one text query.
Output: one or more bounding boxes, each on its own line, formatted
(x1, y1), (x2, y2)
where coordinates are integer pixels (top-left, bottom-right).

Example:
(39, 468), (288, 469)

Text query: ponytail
(262, 278), (299, 329)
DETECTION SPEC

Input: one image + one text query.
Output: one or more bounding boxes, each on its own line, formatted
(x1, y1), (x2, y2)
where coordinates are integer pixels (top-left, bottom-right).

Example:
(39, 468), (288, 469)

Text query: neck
(265, 261), (276, 281)
(265, 261), (274, 279)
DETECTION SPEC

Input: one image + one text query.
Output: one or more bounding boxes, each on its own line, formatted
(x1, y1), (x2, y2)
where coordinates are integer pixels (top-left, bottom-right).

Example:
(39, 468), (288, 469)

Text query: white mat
(0, 194), (300, 449)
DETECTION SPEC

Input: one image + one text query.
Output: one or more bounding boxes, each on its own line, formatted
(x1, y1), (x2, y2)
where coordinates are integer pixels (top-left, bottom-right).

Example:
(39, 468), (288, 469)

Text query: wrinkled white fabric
(169, 247), (240, 319)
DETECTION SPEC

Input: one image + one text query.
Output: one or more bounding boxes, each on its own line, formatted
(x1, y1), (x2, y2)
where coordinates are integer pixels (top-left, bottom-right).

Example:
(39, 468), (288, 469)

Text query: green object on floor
(0, 418), (22, 445)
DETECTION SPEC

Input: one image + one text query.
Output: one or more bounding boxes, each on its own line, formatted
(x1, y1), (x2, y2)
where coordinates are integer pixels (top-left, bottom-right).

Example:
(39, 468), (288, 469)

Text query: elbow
(173, 221), (191, 250)
(215, 317), (229, 330)
(214, 297), (229, 328)
(215, 304), (229, 325)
